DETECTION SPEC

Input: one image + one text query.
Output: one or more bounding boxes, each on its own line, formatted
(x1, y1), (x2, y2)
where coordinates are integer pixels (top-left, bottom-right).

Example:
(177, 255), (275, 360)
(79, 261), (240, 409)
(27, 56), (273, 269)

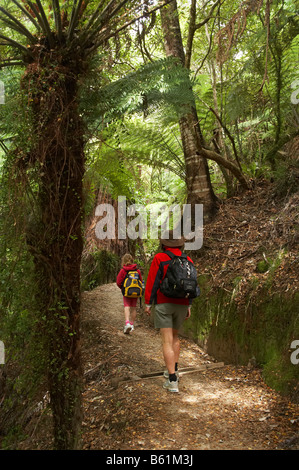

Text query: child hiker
(117, 254), (143, 334)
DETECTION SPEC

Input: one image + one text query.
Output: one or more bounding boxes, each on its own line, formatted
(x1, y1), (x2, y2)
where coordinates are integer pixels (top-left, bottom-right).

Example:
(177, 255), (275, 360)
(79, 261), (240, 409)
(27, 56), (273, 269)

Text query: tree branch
(0, 61), (23, 68)
(185, 0), (223, 69)
(81, 0), (129, 48)
(199, 148), (250, 189)
(185, 0), (196, 70)
(205, 103), (243, 172)
(81, 0), (106, 33)
(35, 0), (55, 45)
(67, 0), (86, 41)
(194, 0), (223, 30)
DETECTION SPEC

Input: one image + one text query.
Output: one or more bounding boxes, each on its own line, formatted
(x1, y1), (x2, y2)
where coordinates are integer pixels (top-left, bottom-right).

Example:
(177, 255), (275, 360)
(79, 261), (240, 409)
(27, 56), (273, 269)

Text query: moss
(256, 259), (270, 273)
(263, 354), (291, 393)
(184, 274), (299, 401)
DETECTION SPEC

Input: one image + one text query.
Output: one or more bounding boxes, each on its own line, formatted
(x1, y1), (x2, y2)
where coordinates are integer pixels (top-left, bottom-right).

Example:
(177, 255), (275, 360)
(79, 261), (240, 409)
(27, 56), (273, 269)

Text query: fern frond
(85, 57), (195, 122)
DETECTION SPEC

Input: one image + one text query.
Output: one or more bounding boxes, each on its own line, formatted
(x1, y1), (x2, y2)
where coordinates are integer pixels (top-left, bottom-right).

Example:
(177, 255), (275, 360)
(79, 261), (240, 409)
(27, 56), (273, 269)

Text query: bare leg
(160, 328), (177, 375)
(130, 307), (137, 324)
(172, 329), (180, 365)
(124, 306), (131, 323)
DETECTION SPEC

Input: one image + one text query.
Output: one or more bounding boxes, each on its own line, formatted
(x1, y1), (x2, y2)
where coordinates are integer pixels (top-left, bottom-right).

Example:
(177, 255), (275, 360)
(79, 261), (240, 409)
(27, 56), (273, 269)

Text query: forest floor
(77, 282), (299, 451)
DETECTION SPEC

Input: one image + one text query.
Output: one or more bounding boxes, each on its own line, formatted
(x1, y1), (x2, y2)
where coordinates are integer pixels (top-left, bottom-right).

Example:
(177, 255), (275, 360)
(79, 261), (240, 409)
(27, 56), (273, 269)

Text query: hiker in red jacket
(117, 253), (143, 334)
(145, 231), (193, 393)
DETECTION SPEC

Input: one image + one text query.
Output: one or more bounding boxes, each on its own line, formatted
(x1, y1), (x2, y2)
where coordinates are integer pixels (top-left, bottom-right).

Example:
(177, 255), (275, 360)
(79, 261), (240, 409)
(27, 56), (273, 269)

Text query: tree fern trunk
(160, 0), (217, 221)
(24, 54), (85, 449)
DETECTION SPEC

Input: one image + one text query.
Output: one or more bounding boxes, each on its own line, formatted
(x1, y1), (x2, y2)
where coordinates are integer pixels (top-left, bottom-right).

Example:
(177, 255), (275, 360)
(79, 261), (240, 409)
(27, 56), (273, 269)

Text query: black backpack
(159, 252), (200, 299)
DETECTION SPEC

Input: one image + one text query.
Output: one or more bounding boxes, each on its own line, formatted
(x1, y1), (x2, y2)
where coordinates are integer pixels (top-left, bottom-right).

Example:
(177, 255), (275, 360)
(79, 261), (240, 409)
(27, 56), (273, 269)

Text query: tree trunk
(24, 53), (85, 449)
(160, 0), (217, 221)
(178, 113), (216, 213)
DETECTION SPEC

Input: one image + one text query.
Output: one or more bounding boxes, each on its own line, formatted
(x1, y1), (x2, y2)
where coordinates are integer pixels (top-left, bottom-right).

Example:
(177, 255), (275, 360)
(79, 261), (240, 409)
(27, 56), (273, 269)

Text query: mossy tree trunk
(24, 49), (86, 450)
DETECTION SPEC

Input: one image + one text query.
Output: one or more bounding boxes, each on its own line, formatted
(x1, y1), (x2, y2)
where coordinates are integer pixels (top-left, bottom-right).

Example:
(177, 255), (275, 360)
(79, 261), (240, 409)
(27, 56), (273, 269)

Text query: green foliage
(81, 0), (299, 201)
(0, 62), (48, 446)
(112, 112), (184, 176)
(81, 249), (119, 291)
(82, 57), (195, 124)
(188, 0), (299, 188)
(0, 165), (48, 446)
(273, 158), (299, 198)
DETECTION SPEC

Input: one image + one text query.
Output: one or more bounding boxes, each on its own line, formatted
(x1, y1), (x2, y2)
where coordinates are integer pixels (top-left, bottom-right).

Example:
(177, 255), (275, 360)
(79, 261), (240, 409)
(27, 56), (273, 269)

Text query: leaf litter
(80, 282), (298, 451)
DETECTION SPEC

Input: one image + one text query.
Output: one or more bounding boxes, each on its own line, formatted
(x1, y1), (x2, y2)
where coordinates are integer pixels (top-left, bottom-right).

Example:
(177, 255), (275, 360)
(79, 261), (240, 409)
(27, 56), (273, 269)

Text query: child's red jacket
(116, 263), (143, 290)
(145, 247), (194, 306)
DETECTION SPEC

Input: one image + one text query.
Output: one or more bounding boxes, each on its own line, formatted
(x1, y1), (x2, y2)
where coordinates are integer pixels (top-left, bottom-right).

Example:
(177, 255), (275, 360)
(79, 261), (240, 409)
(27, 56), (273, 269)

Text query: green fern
(81, 57), (195, 124)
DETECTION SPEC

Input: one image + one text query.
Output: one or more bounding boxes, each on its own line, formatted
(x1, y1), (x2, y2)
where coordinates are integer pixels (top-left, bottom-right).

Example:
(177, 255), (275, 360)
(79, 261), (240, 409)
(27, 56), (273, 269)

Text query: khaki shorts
(154, 303), (189, 330)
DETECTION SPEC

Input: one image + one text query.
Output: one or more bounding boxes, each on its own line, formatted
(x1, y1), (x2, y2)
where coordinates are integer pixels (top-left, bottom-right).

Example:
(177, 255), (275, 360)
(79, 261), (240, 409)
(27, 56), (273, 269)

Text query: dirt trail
(81, 283), (299, 451)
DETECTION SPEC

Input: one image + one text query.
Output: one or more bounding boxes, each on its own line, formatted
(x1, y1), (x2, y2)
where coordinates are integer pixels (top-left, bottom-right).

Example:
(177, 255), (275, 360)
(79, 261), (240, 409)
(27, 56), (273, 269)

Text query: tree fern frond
(0, 61), (23, 68)
(80, 0), (129, 48)
(0, 6), (37, 44)
(34, 0), (54, 45)
(84, 0), (171, 54)
(10, 0), (40, 31)
(93, 0), (129, 33)
(0, 33), (34, 57)
(67, 0), (86, 41)
(109, 112), (185, 179)
(86, 58), (195, 121)
(26, 0), (53, 45)
(51, 0), (62, 40)
(81, 0), (106, 33)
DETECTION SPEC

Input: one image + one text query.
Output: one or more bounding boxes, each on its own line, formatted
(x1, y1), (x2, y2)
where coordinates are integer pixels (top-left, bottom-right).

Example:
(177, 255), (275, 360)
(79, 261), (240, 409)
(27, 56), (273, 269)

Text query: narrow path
(81, 283), (299, 451)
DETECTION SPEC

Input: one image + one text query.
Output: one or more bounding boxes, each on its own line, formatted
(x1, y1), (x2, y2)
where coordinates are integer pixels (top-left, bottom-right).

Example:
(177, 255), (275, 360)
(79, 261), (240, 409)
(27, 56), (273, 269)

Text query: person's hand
(185, 307), (191, 320)
(145, 306), (151, 316)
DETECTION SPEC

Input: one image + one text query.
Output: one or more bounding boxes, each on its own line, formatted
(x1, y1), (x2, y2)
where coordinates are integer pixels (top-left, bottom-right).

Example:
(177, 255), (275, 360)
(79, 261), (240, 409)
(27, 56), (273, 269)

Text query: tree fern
(0, 0), (175, 450)
(82, 57), (195, 124)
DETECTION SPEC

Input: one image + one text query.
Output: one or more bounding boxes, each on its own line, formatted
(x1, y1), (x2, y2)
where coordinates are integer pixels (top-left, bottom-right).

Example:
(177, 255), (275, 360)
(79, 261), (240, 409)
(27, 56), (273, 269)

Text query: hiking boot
(163, 370), (179, 381)
(163, 378), (179, 393)
(123, 323), (132, 334)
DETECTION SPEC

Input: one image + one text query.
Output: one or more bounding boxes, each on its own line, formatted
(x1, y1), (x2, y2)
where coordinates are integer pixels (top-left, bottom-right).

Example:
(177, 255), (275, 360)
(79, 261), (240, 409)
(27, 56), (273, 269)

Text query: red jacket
(116, 263), (143, 289)
(145, 248), (193, 306)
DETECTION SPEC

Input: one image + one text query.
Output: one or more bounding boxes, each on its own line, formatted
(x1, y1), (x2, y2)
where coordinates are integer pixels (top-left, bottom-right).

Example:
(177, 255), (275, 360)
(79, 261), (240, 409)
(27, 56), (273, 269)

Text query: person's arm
(116, 269), (125, 289)
(185, 307), (191, 319)
(145, 306), (151, 315)
(144, 255), (162, 312)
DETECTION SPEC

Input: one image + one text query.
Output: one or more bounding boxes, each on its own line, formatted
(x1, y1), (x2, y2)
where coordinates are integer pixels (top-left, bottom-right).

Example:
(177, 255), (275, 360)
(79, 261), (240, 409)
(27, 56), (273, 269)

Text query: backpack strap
(165, 251), (187, 260)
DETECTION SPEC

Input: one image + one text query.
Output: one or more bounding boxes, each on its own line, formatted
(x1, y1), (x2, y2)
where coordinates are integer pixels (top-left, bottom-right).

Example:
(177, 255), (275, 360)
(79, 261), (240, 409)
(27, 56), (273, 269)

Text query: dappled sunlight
(181, 375), (274, 406)
(80, 284), (299, 451)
